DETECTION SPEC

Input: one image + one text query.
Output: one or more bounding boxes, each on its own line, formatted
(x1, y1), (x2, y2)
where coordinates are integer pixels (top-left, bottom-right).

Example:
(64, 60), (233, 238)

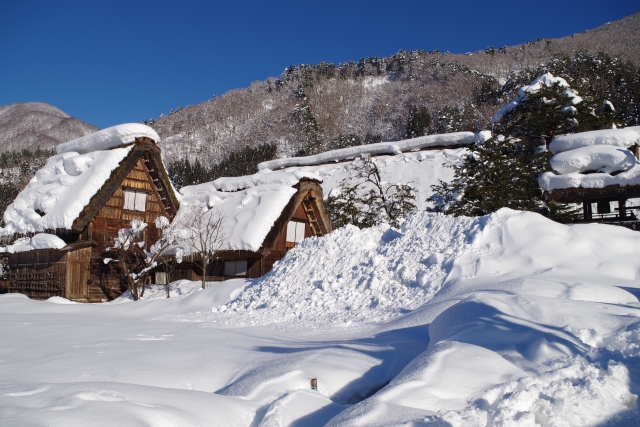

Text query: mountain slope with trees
(148, 12), (640, 186)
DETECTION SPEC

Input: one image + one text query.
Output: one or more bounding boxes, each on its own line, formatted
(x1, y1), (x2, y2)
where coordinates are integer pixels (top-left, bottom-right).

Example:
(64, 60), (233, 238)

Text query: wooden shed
(0, 135), (179, 302)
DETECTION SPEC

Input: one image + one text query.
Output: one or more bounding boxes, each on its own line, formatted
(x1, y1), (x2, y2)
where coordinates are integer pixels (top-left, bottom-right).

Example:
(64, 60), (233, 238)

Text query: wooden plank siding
(87, 158), (171, 301)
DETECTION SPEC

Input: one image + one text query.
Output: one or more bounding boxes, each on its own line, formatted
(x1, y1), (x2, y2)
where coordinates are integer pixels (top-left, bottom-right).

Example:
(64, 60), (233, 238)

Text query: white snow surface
(1, 146), (133, 235)
(541, 127), (640, 191)
(0, 233), (66, 253)
(257, 148), (467, 211)
(549, 126), (640, 155)
(56, 123), (160, 155)
(2, 209), (640, 426)
(257, 131), (489, 171)
(176, 183), (298, 252)
(180, 169), (322, 193)
(549, 144), (638, 174)
(492, 73), (582, 124)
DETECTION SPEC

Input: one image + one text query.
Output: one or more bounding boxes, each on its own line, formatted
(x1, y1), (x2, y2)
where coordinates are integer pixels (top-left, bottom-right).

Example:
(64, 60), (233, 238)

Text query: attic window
(286, 221), (306, 243)
(123, 190), (147, 212)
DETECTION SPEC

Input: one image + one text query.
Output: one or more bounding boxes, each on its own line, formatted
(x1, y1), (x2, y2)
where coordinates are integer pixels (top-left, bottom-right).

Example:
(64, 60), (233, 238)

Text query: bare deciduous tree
(177, 204), (227, 289)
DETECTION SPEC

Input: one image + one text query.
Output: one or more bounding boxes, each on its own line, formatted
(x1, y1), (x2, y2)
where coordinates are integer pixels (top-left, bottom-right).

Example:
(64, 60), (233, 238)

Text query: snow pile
(549, 126), (640, 155)
(176, 183), (297, 252)
(0, 233), (66, 253)
(540, 127), (640, 191)
(1, 146), (133, 234)
(492, 73), (582, 123)
(257, 131), (490, 170)
(200, 212), (479, 328)
(56, 123), (159, 155)
(323, 209), (640, 426)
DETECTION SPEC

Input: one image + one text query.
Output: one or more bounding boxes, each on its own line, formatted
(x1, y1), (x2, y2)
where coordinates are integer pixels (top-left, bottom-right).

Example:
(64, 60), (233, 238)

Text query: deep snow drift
(1, 209), (640, 426)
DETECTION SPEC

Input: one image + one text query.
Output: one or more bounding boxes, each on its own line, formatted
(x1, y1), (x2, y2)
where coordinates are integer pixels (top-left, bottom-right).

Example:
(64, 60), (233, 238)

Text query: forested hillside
(149, 12), (640, 185)
(0, 102), (98, 153)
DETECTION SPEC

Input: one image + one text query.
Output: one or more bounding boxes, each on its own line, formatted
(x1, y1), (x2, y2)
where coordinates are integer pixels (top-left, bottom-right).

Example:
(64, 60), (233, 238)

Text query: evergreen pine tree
(406, 105), (431, 138)
(429, 73), (618, 221)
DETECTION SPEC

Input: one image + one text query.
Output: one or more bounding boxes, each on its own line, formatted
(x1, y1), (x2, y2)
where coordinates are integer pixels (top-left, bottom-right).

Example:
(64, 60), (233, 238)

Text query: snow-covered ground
(1, 209), (639, 426)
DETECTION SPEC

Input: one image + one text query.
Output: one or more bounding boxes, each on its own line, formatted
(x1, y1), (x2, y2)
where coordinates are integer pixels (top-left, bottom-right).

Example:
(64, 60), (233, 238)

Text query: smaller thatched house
(172, 171), (333, 281)
(0, 124), (179, 301)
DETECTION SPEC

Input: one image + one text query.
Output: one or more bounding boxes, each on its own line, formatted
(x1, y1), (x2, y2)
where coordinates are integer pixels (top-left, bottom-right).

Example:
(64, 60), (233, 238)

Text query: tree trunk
(201, 258), (208, 289)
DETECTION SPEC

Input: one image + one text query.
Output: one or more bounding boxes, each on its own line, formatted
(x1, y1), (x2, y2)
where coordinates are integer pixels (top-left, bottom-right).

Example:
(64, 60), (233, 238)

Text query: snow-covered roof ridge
(549, 126), (640, 155)
(179, 169), (322, 195)
(56, 123), (160, 155)
(257, 131), (489, 171)
(492, 72), (581, 124)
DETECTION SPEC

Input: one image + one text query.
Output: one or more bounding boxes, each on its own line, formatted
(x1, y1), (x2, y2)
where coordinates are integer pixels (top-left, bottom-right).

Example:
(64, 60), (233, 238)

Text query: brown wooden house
(0, 136), (180, 302)
(173, 178), (333, 281)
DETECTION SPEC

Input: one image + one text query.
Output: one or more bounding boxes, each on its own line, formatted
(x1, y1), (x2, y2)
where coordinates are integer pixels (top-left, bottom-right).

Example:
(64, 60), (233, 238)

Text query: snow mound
(549, 126), (640, 155)
(0, 233), (66, 253)
(56, 123), (160, 155)
(1, 146), (133, 234)
(257, 131), (487, 170)
(492, 73), (581, 123)
(549, 144), (637, 174)
(162, 212), (478, 329)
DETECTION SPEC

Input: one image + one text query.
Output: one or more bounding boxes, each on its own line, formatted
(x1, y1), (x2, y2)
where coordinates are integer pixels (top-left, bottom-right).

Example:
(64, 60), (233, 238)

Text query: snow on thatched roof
(539, 127), (640, 192)
(56, 123), (159, 155)
(1, 124), (162, 236)
(1, 146), (134, 235)
(257, 131), (490, 171)
(549, 126), (640, 155)
(177, 182), (299, 252)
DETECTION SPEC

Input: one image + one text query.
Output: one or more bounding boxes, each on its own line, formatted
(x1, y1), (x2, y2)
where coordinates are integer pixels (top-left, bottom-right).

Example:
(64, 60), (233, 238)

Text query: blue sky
(1, 0), (638, 129)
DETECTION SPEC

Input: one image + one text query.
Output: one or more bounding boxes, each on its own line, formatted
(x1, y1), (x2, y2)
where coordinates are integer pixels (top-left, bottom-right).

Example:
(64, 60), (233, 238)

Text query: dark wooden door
(67, 260), (88, 299)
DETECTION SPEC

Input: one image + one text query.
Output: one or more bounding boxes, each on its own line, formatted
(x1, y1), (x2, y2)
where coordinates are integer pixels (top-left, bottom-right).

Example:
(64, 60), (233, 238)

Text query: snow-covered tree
(327, 156), (416, 228)
(104, 217), (183, 300)
(429, 73), (617, 220)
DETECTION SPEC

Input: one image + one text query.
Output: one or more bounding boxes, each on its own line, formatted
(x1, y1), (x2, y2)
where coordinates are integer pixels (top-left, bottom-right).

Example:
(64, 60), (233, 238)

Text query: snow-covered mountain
(0, 102), (98, 153)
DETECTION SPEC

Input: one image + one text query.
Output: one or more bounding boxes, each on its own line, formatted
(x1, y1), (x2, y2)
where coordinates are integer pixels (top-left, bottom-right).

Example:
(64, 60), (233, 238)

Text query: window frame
(122, 189), (149, 212)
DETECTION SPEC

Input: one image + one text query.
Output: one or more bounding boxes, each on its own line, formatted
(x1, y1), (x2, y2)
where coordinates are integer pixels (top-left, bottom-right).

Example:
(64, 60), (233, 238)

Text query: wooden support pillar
(583, 200), (592, 220)
(619, 198), (627, 220)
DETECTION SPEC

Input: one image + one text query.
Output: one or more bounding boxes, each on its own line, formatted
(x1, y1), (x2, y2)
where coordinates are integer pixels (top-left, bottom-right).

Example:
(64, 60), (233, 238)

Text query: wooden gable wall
(90, 158), (169, 250)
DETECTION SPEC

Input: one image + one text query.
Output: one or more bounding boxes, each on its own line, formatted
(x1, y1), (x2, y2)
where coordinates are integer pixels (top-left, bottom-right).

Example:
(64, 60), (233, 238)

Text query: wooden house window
(286, 221), (306, 244)
(123, 190), (147, 212)
(224, 260), (248, 276)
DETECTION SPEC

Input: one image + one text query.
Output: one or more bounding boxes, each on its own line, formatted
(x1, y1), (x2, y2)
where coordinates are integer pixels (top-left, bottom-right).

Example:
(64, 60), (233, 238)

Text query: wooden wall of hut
(87, 158), (172, 301)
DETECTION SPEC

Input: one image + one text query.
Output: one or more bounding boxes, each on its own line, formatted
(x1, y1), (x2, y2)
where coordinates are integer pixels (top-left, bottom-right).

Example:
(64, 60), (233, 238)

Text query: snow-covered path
(2, 210), (640, 426)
